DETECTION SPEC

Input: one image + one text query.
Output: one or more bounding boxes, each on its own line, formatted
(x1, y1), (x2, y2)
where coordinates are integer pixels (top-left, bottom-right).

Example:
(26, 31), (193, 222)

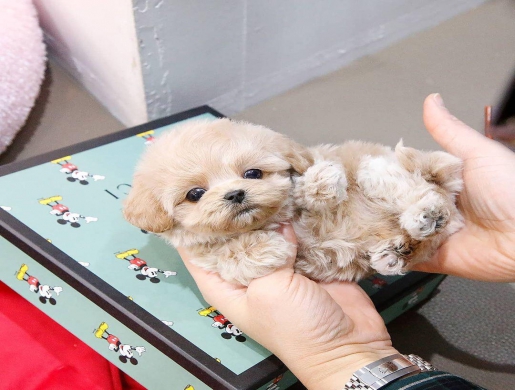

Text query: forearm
(290, 354), (487, 390)
(280, 345), (399, 389)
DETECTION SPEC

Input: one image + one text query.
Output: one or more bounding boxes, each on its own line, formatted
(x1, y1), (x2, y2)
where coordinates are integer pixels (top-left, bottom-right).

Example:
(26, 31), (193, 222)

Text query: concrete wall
(37, 0), (488, 125)
(134, 0), (488, 120)
(34, 0), (147, 126)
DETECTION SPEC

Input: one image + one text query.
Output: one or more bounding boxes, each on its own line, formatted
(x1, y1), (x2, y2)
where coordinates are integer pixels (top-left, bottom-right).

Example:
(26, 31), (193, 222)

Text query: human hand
(412, 94), (515, 282)
(177, 224), (397, 389)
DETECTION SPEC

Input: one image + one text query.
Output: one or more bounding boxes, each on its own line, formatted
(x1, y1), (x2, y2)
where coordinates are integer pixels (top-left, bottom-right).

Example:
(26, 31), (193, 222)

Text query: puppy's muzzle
(224, 189), (246, 204)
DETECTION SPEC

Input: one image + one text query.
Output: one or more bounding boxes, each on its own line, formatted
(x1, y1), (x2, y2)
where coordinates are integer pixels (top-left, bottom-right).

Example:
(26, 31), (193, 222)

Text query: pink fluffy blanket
(0, 0), (46, 155)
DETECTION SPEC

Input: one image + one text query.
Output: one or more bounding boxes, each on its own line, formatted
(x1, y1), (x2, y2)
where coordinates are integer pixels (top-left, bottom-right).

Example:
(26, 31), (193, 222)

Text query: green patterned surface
(0, 111), (443, 389)
(0, 113), (273, 376)
(0, 235), (212, 390)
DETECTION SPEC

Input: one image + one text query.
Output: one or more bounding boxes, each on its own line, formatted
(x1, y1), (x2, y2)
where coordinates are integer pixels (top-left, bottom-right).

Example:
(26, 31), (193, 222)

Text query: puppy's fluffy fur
(124, 119), (464, 285)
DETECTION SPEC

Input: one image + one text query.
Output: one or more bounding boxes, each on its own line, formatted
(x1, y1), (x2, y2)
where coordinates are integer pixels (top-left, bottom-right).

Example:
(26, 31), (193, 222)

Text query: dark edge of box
(0, 106), (291, 390)
(366, 272), (430, 308)
(0, 106), (220, 175)
(376, 273), (446, 314)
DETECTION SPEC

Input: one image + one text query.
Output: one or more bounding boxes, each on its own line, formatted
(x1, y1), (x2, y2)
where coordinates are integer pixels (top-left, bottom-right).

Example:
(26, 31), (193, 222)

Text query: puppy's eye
(186, 188), (206, 202)
(243, 169), (263, 179)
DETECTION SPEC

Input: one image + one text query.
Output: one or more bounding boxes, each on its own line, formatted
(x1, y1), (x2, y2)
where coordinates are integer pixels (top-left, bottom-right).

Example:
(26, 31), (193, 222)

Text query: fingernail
(433, 93), (445, 107)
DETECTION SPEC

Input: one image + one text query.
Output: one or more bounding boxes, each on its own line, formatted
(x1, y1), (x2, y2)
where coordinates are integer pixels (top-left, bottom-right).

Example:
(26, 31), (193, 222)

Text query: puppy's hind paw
(400, 192), (450, 240)
(370, 250), (406, 276)
(294, 161), (348, 211)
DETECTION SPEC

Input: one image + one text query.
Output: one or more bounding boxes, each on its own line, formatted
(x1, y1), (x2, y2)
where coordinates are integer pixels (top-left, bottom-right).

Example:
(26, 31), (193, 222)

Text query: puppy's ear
(278, 136), (314, 174)
(395, 140), (463, 193)
(123, 174), (173, 233)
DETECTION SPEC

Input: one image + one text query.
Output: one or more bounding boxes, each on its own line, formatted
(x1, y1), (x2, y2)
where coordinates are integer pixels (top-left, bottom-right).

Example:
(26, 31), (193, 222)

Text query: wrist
(284, 343), (399, 390)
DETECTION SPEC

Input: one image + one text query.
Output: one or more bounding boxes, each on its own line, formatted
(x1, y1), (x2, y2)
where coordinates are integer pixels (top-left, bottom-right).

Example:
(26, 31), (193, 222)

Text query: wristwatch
(344, 354), (435, 389)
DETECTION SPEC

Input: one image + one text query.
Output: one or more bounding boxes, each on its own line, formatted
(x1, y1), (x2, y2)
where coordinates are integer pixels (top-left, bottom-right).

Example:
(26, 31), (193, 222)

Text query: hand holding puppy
(412, 94), (515, 281)
(178, 95), (515, 389)
(177, 224), (398, 390)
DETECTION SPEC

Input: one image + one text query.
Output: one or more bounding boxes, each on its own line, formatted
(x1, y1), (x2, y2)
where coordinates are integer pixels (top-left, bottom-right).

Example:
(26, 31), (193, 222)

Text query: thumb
(423, 93), (488, 159)
(274, 223), (298, 269)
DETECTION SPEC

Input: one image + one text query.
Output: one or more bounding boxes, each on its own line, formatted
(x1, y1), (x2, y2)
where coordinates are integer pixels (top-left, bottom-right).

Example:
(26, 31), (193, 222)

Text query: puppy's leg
(356, 155), (410, 200)
(369, 236), (416, 275)
(357, 154), (456, 241)
(399, 190), (451, 240)
(215, 231), (295, 286)
(293, 160), (348, 211)
(395, 141), (463, 194)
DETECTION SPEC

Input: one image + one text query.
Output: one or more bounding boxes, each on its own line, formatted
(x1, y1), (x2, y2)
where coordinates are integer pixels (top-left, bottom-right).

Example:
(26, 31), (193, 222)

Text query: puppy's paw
(400, 192), (450, 240)
(368, 237), (418, 276)
(294, 161), (347, 211)
(217, 231), (294, 286)
(370, 249), (406, 275)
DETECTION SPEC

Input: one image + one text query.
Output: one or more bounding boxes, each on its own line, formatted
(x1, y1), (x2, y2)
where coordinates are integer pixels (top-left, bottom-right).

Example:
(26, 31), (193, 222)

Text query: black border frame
(0, 106), (290, 390)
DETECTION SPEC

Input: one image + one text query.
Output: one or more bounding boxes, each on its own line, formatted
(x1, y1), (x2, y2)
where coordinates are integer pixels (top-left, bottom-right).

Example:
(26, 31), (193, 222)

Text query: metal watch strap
(344, 354), (435, 390)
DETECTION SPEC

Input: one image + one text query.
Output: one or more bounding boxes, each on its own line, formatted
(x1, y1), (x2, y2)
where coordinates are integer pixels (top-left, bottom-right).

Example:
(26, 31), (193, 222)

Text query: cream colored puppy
(123, 119), (463, 285)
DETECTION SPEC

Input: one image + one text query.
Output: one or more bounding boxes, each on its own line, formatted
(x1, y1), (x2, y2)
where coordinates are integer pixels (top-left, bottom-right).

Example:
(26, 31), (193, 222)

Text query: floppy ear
(277, 136), (314, 175)
(123, 174), (173, 233)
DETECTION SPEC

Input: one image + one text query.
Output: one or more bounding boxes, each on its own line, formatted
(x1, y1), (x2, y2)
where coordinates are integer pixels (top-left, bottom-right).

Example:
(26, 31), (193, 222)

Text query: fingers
(176, 223), (298, 311)
(423, 93), (490, 160)
(277, 223), (298, 245)
(246, 223), (299, 293)
(277, 223), (298, 269)
(321, 282), (375, 311)
(320, 282), (388, 337)
(177, 246), (246, 310)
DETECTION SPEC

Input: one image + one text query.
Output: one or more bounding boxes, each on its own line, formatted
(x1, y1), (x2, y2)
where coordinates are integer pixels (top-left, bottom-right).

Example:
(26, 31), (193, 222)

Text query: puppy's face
(123, 119), (312, 237)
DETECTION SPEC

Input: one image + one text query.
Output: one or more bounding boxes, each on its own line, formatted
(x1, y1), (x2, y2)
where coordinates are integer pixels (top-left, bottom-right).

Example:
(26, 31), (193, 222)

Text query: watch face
(378, 361), (399, 375)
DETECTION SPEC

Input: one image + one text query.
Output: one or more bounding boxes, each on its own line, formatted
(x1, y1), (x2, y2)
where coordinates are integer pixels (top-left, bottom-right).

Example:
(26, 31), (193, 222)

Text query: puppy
(123, 119), (311, 285)
(123, 119), (464, 285)
(293, 141), (464, 281)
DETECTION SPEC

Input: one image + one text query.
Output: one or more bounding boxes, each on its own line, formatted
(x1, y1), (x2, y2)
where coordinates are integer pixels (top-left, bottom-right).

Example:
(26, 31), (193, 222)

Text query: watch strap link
(345, 354), (435, 390)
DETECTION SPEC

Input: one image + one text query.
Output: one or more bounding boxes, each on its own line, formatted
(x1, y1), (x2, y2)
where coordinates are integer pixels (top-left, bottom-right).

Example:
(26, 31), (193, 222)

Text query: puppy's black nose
(224, 189), (246, 204)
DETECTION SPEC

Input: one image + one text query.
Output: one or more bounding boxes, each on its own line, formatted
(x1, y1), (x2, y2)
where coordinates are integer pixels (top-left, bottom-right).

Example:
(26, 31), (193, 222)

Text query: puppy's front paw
(217, 231), (294, 286)
(400, 192), (450, 240)
(294, 161), (347, 211)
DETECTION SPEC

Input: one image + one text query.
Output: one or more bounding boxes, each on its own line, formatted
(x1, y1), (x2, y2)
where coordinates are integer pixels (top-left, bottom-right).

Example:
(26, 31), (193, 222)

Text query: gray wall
(133, 0), (487, 119)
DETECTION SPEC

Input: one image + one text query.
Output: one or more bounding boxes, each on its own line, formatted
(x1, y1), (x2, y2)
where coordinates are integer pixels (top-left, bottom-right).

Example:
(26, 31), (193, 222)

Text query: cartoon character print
(51, 156), (105, 185)
(39, 195), (98, 227)
(198, 306), (246, 342)
(367, 275), (388, 289)
(94, 322), (146, 365)
(402, 286), (426, 310)
(136, 130), (156, 145)
(16, 264), (62, 305)
(114, 249), (177, 283)
(266, 374), (284, 390)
